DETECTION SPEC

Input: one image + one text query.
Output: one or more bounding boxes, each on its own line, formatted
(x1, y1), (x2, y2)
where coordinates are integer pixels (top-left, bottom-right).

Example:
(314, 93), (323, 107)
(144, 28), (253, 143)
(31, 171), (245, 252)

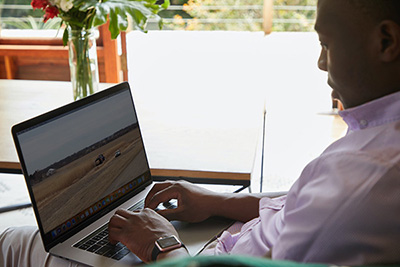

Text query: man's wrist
(155, 246), (189, 261)
(207, 192), (229, 217)
(209, 193), (261, 222)
(151, 236), (188, 262)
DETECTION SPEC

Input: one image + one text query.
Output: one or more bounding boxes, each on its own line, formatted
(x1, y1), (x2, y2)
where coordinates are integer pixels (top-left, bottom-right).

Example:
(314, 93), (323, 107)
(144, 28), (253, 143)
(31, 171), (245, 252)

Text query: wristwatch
(151, 235), (186, 261)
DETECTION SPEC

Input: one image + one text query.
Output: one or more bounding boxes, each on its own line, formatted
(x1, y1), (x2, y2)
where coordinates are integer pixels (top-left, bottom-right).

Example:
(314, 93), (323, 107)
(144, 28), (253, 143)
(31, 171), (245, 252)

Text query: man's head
(349, 0), (400, 25)
(315, 0), (400, 109)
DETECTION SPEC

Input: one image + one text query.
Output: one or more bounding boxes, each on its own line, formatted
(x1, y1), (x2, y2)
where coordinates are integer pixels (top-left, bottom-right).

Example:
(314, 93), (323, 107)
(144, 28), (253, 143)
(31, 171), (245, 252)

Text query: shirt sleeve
(215, 195), (286, 256)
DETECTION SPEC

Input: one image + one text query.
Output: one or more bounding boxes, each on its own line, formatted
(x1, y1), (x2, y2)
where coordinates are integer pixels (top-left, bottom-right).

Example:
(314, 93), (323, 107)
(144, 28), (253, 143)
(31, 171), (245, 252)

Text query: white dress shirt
(215, 91), (400, 266)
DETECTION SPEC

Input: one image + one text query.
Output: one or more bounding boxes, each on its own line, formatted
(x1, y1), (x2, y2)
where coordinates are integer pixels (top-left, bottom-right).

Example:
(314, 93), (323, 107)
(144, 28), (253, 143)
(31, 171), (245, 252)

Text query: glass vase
(68, 27), (99, 101)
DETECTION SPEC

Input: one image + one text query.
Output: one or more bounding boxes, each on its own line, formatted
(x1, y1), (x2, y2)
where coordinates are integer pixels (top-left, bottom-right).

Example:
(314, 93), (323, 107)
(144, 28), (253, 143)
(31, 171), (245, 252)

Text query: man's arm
(108, 183), (287, 262)
(145, 181), (285, 223)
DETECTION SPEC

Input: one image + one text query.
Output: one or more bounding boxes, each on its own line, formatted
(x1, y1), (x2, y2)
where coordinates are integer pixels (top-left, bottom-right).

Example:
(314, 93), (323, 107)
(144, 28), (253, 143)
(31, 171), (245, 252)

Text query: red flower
(31, 0), (49, 10)
(31, 0), (59, 22)
(44, 6), (60, 22)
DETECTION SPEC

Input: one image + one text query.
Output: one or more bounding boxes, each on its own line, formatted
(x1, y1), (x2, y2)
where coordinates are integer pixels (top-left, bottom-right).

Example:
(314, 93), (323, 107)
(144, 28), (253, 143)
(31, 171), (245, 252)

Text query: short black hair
(349, 0), (400, 24)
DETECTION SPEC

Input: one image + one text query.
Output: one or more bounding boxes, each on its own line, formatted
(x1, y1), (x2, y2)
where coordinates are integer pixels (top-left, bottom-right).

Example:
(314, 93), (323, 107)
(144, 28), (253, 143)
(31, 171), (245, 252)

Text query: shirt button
(360, 119), (368, 127)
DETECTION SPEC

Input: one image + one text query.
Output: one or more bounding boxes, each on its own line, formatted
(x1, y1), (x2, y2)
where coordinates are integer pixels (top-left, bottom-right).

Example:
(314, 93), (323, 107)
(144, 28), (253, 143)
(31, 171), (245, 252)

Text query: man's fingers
(108, 210), (130, 243)
(157, 206), (184, 221)
(108, 210), (135, 244)
(109, 211), (129, 227)
(145, 182), (173, 207)
(108, 228), (123, 244)
(146, 188), (181, 210)
(108, 222), (124, 244)
(115, 208), (134, 218)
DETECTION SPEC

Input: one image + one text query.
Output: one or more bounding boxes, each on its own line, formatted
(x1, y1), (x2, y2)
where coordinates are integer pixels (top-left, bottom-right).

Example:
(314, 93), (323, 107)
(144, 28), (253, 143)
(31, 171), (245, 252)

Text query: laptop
(12, 82), (232, 266)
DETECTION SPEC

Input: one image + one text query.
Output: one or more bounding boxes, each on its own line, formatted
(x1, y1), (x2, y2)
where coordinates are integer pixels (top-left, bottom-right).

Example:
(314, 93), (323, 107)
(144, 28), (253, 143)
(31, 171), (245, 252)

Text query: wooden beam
(0, 38), (63, 46)
(99, 23), (121, 83)
(0, 45), (104, 58)
(4, 56), (17, 79)
(120, 31), (128, 81)
(150, 168), (250, 181)
(263, 0), (273, 35)
(0, 45), (68, 58)
(0, 161), (21, 171)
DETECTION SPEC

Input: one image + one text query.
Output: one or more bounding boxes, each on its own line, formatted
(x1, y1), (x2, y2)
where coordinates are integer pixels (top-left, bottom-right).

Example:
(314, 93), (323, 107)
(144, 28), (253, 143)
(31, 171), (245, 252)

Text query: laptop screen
(12, 83), (152, 246)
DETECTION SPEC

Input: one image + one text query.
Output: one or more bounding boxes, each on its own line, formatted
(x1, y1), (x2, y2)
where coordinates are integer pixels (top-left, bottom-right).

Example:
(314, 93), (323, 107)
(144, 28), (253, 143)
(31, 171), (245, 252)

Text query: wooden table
(0, 80), (265, 188)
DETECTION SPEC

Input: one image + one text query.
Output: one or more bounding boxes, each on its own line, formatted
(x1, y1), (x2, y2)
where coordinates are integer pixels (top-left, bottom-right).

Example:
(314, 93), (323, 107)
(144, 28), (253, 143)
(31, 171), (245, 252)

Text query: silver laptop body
(12, 82), (231, 266)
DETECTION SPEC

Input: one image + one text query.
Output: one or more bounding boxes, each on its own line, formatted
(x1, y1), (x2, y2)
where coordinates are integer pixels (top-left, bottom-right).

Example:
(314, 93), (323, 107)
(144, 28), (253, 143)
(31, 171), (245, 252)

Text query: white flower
(49, 0), (74, 12)
(59, 0), (74, 12)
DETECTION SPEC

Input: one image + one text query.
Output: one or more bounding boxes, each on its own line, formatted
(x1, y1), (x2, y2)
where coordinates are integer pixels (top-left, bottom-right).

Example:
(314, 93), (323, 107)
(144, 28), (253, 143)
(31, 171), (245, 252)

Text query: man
(1, 0), (400, 265)
(109, 0), (400, 264)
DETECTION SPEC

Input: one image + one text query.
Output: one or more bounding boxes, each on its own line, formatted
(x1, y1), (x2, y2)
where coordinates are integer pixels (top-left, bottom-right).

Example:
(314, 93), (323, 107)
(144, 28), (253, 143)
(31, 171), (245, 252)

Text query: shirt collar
(339, 91), (400, 131)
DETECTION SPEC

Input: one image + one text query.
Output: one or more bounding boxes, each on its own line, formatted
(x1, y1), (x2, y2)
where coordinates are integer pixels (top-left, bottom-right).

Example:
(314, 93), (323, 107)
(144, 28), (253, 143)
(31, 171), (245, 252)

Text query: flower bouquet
(31, 0), (169, 100)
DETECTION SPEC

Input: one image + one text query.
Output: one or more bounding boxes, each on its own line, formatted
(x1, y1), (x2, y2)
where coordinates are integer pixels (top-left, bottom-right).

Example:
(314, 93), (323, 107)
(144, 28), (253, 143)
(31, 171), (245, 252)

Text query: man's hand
(108, 208), (188, 263)
(145, 180), (219, 223)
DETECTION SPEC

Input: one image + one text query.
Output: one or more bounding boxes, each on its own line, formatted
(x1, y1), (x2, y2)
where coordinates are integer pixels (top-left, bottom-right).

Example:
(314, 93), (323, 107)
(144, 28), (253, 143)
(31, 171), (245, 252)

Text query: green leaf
(93, 5), (110, 26)
(161, 0), (170, 10)
(81, 0), (167, 39)
(74, 0), (98, 10)
(63, 0), (168, 39)
(108, 11), (120, 38)
(63, 27), (69, 46)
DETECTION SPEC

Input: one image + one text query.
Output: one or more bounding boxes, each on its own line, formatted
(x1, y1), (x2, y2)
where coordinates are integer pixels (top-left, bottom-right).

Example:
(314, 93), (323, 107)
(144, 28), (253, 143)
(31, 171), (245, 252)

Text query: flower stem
(68, 27), (99, 100)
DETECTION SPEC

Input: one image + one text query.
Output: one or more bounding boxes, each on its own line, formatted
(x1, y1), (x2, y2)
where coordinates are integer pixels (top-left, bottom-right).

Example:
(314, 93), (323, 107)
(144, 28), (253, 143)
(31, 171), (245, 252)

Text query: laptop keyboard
(73, 225), (130, 260)
(73, 198), (177, 260)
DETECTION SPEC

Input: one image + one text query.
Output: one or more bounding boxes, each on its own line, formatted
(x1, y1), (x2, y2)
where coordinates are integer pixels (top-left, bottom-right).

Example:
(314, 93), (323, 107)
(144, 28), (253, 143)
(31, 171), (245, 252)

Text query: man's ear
(378, 20), (400, 62)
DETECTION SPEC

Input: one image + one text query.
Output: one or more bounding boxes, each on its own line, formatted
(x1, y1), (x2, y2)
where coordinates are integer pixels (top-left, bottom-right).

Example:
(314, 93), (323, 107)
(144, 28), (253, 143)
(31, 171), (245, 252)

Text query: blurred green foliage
(164, 0), (317, 31)
(1, 0), (317, 31)
(0, 0), (56, 29)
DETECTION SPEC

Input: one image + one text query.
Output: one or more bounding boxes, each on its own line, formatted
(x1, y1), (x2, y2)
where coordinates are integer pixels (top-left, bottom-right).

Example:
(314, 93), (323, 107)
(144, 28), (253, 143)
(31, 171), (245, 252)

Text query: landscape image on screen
(18, 90), (149, 233)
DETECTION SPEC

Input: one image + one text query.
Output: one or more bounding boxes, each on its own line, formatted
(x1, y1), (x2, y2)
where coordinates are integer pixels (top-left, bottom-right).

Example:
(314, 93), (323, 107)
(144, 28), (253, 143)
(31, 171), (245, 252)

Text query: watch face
(157, 236), (181, 249)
